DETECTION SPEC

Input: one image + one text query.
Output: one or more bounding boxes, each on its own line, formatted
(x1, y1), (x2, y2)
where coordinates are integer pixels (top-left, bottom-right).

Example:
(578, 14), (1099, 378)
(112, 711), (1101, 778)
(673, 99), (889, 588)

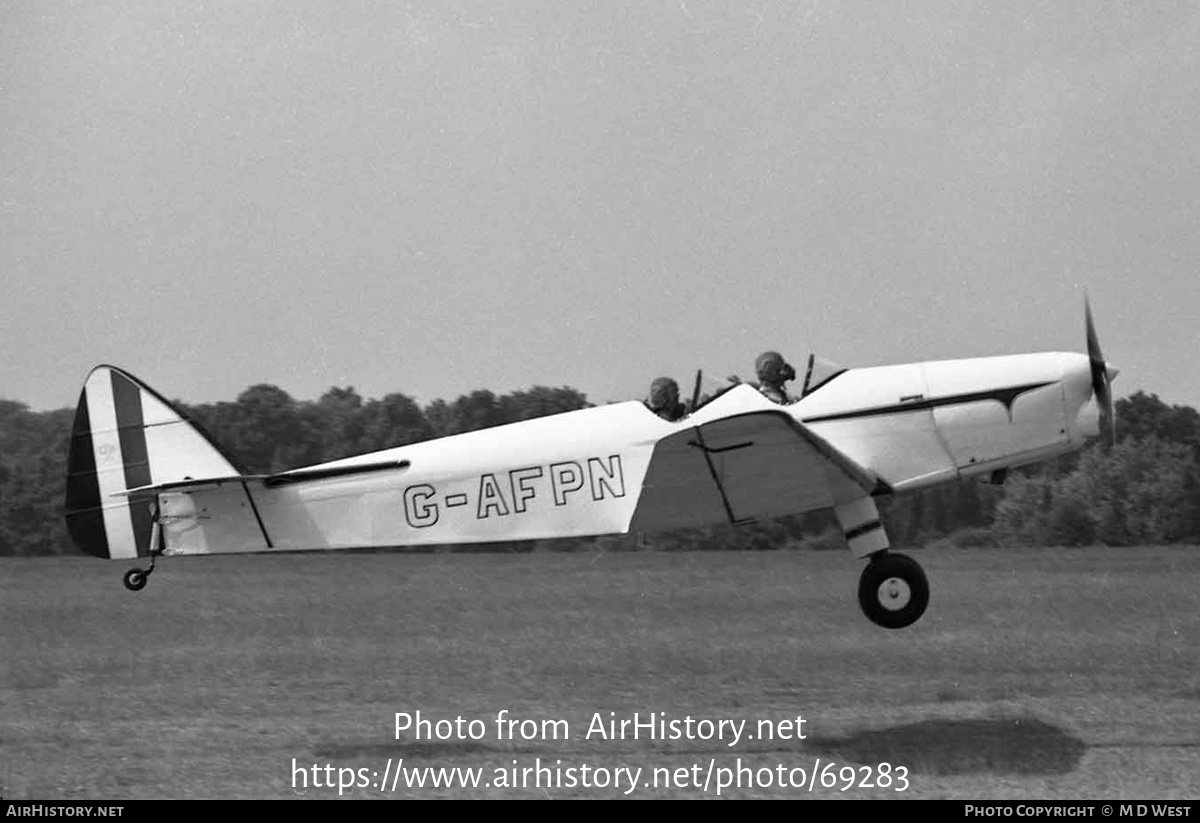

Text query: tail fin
(65, 365), (243, 559)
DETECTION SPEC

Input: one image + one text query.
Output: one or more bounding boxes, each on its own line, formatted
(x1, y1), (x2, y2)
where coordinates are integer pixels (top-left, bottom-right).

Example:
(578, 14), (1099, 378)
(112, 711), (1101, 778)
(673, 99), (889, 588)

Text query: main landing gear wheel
(858, 552), (929, 629)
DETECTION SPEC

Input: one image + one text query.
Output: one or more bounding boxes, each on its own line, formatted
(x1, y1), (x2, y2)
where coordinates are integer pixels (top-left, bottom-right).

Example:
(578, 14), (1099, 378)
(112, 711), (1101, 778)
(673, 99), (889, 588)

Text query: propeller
(1084, 296), (1117, 447)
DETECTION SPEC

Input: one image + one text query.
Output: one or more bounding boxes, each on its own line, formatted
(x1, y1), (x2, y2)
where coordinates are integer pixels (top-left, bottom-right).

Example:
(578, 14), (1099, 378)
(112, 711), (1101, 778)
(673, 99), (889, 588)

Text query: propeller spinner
(1085, 297), (1118, 446)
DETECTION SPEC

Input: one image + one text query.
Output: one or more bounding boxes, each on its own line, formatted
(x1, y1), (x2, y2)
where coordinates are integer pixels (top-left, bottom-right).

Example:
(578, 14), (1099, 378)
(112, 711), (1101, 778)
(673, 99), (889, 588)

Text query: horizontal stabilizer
(110, 459), (413, 497)
(110, 474), (255, 497)
(262, 459), (411, 487)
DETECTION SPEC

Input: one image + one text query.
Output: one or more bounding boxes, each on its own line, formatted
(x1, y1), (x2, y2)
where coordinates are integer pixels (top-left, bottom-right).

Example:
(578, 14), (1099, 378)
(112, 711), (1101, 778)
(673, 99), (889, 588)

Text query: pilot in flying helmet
(755, 351), (797, 404)
(646, 377), (686, 421)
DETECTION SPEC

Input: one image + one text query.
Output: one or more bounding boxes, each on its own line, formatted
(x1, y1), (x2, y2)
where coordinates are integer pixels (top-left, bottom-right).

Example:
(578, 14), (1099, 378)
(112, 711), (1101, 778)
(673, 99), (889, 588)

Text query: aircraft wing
(629, 408), (890, 532)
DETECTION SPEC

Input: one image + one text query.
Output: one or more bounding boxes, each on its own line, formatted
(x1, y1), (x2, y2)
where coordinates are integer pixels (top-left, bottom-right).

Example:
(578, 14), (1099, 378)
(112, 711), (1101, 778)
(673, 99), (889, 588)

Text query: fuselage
(155, 350), (1102, 555)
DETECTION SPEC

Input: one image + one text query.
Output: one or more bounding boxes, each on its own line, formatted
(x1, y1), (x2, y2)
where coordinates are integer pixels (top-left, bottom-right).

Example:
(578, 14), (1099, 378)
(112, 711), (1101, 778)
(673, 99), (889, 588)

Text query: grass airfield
(2, 545), (1198, 800)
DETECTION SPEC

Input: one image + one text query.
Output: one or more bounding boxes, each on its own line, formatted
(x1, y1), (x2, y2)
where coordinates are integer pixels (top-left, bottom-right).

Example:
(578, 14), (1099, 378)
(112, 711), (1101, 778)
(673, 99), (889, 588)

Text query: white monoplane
(65, 303), (1116, 629)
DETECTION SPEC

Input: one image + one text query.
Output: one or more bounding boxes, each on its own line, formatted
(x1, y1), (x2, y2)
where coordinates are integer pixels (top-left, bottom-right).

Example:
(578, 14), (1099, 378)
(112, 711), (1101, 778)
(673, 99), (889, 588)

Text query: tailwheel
(123, 502), (163, 593)
(123, 568), (149, 591)
(858, 551), (929, 629)
(123, 551), (159, 591)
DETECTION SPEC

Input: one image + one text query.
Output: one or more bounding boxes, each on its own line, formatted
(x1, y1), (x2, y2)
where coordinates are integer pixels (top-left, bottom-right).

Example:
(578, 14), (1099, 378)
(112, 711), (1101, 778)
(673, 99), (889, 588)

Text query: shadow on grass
(807, 716), (1086, 776)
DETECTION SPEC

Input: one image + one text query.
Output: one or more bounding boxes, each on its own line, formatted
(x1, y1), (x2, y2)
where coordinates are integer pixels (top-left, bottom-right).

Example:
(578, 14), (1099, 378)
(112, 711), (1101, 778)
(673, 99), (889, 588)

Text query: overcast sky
(3, 1), (1198, 413)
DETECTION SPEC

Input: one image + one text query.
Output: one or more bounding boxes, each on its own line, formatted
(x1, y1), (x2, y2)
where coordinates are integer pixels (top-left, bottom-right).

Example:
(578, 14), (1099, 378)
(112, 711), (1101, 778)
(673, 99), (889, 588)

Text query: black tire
(123, 569), (148, 592)
(858, 552), (929, 629)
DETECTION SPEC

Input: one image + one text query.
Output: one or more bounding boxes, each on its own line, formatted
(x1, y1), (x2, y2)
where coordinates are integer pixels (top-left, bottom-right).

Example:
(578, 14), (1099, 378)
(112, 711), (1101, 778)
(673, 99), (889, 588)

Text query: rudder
(65, 365), (243, 559)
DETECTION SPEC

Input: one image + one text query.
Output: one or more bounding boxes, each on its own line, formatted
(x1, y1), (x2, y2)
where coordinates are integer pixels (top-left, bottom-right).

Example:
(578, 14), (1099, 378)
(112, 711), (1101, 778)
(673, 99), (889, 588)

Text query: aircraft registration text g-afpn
(402, 455), (626, 528)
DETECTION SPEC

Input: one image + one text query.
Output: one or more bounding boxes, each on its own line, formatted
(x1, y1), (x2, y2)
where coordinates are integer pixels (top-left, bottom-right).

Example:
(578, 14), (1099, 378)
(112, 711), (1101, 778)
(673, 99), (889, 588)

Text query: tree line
(1, 385), (1197, 557)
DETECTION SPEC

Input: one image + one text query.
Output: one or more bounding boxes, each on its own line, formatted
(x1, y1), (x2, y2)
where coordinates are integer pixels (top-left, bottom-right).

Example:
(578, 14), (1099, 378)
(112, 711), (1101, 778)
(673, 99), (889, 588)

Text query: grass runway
(2, 545), (1199, 799)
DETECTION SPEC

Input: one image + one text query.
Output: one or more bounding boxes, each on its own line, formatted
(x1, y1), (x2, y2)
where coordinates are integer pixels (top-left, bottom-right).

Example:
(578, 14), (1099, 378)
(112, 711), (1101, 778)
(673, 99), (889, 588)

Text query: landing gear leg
(835, 495), (930, 629)
(123, 503), (163, 593)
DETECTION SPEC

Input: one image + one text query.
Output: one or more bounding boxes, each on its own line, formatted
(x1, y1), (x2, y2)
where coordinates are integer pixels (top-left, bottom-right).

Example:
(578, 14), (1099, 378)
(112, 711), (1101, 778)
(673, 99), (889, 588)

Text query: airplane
(63, 301), (1117, 629)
